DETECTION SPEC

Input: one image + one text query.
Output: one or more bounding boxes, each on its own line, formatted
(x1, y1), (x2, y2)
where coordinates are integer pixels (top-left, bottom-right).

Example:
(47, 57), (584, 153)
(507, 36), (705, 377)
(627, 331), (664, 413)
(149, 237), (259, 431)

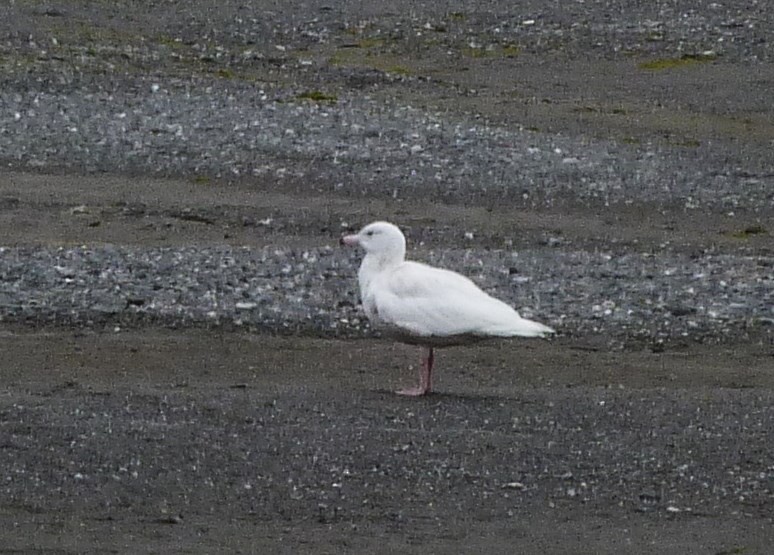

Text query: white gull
(340, 221), (555, 396)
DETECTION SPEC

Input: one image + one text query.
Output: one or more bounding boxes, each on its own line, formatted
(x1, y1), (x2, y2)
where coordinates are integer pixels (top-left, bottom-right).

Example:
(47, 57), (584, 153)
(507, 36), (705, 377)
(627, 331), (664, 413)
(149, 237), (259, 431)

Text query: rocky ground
(0, 1), (772, 553)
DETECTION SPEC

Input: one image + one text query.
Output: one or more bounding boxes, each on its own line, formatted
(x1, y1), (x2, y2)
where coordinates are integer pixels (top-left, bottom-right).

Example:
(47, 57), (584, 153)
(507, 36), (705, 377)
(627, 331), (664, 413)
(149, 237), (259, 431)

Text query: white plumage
(362, 260), (554, 342)
(341, 221), (554, 396)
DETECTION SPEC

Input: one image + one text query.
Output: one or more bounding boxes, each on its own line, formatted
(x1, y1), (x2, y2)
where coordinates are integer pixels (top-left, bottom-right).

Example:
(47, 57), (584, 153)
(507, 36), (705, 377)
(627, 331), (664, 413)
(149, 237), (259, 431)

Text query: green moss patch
(356, 37), (384, 49)
(639, 53), (717, 71)
(731, 224), (768, 238)
(462, 44), (520, 59)
(386, 65), (411, 75)
(329, 48), (415, 77)
(296, 90), (338, 103)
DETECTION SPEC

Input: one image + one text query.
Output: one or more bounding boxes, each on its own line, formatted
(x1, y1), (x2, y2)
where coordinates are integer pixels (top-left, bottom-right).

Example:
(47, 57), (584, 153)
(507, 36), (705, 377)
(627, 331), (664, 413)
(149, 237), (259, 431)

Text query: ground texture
(0, 1), (773, 553)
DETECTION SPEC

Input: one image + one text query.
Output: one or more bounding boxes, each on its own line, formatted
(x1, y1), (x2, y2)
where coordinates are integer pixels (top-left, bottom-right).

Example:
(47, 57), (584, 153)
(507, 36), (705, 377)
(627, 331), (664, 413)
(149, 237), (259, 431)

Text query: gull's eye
(365, 230), (375, 237)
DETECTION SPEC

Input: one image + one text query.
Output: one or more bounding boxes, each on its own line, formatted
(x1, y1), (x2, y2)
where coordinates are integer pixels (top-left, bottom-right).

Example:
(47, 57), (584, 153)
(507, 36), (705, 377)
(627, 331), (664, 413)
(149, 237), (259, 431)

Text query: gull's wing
(368, 261), (553, 338)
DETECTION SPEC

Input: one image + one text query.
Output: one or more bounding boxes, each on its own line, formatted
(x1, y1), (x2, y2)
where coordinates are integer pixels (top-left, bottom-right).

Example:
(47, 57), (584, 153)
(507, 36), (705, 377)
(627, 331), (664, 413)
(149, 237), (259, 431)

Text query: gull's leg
(397, 347), (434, 396)
(425, 347), (434, 392)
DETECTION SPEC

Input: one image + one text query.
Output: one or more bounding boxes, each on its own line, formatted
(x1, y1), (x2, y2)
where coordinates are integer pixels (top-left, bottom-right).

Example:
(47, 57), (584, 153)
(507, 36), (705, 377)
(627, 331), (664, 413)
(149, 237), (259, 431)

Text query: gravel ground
(0, 1), (773, 553)
(1, 0), (773, 213)
(0, 244), (771, 346)
(3, 85), (773, 212)
(4, 380), (774, 548)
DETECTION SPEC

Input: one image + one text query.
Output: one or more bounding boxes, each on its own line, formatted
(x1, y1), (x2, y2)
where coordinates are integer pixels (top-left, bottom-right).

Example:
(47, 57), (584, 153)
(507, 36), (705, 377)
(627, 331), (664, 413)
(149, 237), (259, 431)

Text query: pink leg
(397, 347), (434, 396)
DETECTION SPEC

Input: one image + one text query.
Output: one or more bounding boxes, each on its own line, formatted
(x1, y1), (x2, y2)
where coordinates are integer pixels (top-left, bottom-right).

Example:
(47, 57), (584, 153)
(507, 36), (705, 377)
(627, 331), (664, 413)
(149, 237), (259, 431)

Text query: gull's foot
(396, 386), (430, 397)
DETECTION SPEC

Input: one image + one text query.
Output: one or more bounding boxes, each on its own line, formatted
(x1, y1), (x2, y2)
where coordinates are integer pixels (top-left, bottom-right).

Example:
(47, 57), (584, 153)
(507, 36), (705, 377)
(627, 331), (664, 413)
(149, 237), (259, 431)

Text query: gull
(341, 221), (554, 396)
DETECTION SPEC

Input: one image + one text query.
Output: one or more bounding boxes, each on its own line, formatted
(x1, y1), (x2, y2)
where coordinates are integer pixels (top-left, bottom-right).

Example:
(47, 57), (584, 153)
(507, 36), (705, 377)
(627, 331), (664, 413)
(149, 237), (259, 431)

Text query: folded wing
(371, 261), (554, 339)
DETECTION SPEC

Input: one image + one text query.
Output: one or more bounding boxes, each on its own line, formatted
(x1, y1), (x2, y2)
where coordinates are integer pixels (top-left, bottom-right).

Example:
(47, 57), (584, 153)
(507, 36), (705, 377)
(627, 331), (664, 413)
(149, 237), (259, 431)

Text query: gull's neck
(358, 249), (405, 293)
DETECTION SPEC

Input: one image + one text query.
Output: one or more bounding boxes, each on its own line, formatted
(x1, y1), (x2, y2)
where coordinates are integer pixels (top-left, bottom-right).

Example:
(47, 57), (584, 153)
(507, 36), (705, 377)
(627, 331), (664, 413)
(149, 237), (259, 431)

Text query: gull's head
(340, 221), (406, 260)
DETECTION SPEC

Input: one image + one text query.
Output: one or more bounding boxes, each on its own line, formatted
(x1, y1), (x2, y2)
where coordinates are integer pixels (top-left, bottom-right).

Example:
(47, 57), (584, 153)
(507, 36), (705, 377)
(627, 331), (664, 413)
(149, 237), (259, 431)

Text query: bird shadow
(366, 388), (518, 405)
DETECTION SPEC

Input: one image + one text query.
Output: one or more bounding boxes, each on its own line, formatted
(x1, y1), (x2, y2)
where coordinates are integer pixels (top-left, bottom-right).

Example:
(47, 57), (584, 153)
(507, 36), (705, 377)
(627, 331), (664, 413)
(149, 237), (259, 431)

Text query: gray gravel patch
(0, 245), (770, 344)
(2, 87), (773, 212)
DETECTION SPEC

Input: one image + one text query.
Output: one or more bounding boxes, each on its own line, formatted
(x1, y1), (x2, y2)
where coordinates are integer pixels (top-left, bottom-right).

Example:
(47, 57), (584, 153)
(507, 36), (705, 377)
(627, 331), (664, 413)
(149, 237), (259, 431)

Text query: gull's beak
(340, 234), (359, 247)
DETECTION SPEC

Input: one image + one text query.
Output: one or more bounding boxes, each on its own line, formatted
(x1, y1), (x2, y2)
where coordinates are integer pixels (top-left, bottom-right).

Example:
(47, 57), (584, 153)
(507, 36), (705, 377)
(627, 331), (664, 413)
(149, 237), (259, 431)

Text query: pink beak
(340, 234), (359, 247)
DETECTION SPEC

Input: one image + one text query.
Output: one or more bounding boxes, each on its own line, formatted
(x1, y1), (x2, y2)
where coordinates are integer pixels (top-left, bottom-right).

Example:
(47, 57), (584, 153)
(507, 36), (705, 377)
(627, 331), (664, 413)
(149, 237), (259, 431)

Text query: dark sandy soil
(1, 1), (773, 554)
(1, 329), (773, 554)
